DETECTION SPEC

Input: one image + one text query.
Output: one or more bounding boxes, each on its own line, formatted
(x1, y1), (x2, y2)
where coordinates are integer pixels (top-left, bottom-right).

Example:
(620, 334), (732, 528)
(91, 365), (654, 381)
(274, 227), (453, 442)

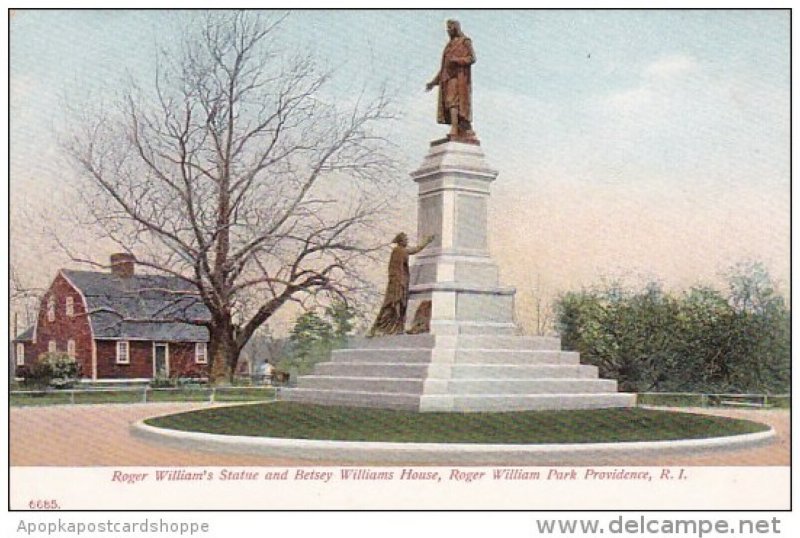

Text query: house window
(67, 339), (76, 358)
(66, 297), (74, 317)
(47, 297), (55, 322)
(116, 341), (130, 364)
(48, 340), (57, 353)
(195, 343), (208, 364)
(16, 343), (24, 366)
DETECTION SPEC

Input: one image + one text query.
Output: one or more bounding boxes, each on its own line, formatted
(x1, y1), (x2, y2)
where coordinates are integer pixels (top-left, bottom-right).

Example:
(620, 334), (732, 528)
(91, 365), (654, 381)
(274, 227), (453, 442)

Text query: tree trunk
(208, 321), (238, 385)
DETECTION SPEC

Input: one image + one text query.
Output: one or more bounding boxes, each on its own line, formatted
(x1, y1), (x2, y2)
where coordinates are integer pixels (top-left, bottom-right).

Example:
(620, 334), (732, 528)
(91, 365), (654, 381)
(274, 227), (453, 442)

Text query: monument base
(280, 140), (635, 412)
(279, 334), (636, 412)
(430, 134), (480, 146)
(407, 283), (517, 335)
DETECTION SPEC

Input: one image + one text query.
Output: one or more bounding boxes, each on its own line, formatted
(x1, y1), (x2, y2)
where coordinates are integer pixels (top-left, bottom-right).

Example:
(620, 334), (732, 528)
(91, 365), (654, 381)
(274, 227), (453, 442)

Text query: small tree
(25, 352), (82, 389)
(278, 301), (356, 376)
(278, 311), (333, 376)
(325, 300), (357, 343)
(722, 262), (789, 392)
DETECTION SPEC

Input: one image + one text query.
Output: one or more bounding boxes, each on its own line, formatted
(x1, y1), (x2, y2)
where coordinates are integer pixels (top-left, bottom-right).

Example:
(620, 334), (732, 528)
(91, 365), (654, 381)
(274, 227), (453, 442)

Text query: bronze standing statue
(426, 19), (477, 142)
(369, 233), (434, 336)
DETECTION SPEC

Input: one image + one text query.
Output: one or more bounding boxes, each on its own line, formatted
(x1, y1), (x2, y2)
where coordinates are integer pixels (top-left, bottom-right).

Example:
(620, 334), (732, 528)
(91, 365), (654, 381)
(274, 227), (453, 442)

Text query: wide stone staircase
(279, 334), (636, 412)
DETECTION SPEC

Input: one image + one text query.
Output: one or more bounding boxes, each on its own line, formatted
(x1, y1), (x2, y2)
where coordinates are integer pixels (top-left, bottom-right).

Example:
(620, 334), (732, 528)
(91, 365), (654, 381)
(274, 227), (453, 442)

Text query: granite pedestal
(281, 141), (635, 411)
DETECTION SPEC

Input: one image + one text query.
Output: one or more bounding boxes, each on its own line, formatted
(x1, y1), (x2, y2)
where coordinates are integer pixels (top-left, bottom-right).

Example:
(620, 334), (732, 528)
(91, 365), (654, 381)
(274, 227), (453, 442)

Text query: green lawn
(212, 387), (278, 402)
(144, 402), (770, 444)
(146, 389), (212, 403)
(74, 391), (144, 404)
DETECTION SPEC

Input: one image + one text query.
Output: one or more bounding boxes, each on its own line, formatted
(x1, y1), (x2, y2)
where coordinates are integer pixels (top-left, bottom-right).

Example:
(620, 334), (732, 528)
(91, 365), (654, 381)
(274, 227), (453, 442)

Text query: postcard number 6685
(28, 499), (60, 510)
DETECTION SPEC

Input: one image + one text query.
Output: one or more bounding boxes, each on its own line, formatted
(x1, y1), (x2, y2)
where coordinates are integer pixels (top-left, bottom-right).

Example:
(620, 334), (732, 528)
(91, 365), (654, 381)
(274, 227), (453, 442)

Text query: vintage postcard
(8, 8), (790, 513)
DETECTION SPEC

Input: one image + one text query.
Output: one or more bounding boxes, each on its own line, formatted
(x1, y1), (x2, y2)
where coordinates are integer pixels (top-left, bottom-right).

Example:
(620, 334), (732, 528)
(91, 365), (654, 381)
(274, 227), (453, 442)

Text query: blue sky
(10, 9), (790, 330)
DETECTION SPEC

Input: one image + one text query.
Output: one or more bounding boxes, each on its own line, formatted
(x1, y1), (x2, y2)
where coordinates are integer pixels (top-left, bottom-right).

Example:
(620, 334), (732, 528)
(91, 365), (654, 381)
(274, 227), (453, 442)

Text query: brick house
(13, 254), (211, 382)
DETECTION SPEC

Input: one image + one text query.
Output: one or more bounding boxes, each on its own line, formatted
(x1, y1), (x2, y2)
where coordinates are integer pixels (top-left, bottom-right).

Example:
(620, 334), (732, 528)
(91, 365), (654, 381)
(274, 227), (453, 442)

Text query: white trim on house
(152, 342), (170, 378)
(67, 339), (76, 358)
(116, 341), (130, 364)
(48, 340), (57, 353)
(66, 296), (74, 317)
(46, 296), (55, 322)
(16, 343), (25, 366)
(195, 342), (208, 364)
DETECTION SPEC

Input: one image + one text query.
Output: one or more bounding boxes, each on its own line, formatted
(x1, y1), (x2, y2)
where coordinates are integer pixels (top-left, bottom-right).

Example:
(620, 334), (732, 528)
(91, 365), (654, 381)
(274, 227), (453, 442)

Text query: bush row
(554, 263), (789, 394)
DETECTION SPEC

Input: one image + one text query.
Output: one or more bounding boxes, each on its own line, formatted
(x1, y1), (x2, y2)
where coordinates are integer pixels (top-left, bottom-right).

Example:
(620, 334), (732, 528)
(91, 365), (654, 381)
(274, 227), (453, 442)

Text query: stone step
(424, 378), (618, 395)
(343, 335), (435, 349)
(447, 364), (598, 378)
(330, 349), (433, 363)
(315, 362), (431, 378)
(446, 335), (562, 350)
(314, 362), (599, 379)
(340, 334), (563, 351)
(419, 393), (637, 412)
(453, 349), (579, 364)
(280, 388), (635, 412)
(298, 376), (424, 394)
(280, 388), (421, 411)
(428, 321), (520, 335)
(297, 376), (617, 395)
(329, 349), (579, 365)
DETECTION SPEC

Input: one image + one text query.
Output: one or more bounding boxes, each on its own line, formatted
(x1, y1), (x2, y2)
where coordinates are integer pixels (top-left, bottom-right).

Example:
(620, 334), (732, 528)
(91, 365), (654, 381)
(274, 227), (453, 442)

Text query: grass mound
(144, 403), (770, 444)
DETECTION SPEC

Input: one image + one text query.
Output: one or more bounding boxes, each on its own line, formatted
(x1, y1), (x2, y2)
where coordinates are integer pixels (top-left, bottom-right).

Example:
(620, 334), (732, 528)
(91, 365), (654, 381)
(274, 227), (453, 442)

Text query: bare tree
(516, 273), (553, 336)
(10, 264), (44, 331)
(62, 12), (399, 382)
(238, 325), (288, 374)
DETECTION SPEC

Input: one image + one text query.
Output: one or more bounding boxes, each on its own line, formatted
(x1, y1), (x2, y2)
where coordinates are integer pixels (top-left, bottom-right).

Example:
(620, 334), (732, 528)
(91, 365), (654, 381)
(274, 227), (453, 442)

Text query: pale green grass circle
(145, 402), (770, 444)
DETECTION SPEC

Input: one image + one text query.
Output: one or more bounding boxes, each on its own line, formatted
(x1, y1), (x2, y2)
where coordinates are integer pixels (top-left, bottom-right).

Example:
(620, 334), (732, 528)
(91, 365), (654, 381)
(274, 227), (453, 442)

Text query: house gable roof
(61, 270), (210, 342)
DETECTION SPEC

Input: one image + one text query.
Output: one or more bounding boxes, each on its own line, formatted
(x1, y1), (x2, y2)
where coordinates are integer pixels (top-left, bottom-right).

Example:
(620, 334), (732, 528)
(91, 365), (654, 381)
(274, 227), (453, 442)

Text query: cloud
(643, 54), (699, 80)
(602, 54), (699, 115)
(578, 51), (788, 191)
(10, 73), (37, 102)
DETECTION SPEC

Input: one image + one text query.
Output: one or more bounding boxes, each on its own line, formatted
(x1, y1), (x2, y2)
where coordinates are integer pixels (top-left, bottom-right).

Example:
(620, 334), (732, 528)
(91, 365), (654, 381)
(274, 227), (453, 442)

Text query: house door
(153, 343), (169, 378)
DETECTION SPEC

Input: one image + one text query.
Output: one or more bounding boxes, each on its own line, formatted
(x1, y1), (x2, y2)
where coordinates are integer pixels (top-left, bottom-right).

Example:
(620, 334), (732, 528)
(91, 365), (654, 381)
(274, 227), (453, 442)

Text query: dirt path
(10, 403), (789, 466)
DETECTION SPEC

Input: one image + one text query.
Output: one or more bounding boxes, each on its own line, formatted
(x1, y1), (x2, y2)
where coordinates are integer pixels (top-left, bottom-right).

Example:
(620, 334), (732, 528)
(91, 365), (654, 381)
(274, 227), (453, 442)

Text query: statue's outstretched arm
(408, 235), (435, 255)
(426, 73), (440, 91)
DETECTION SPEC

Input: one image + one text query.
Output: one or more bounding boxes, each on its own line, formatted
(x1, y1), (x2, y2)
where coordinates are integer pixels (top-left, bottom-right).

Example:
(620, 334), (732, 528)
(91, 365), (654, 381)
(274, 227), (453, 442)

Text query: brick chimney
(110, 253), (136, 278)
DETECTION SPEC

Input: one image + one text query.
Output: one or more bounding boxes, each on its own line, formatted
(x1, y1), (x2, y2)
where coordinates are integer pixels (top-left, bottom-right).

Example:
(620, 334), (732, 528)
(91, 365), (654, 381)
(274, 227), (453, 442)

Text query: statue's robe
(434, 36), (476, 125)
(370, 245), (412, 336)
(407, 300), (432, 335)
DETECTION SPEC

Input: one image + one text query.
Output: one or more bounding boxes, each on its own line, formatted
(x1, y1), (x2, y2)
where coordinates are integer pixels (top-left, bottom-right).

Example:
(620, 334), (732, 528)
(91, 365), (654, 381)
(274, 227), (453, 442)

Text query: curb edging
(131, 410), (776, 464)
